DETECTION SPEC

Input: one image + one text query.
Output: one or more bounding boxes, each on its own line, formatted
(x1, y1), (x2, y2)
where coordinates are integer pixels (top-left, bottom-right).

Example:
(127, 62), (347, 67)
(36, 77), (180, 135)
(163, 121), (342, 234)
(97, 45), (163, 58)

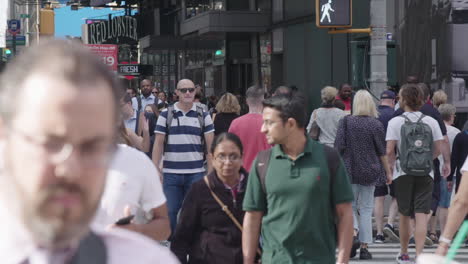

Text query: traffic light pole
(12, 33), (16, 56)
(324, 0), (388, 98)
(369, 0), (387, 97)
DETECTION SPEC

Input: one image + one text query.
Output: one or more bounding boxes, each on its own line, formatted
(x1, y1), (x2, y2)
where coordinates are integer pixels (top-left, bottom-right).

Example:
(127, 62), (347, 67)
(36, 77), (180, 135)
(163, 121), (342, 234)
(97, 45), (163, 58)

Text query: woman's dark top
(449, 131), (468, 193)
(214, 113), (239, 135)
(170, 169), (248, 264)
(334, 115), (386, 186)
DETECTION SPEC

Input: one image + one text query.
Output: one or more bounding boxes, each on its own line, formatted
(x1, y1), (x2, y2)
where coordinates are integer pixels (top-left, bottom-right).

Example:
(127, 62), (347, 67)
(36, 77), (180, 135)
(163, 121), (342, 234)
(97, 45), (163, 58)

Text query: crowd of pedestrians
(2, 39), (468, 264)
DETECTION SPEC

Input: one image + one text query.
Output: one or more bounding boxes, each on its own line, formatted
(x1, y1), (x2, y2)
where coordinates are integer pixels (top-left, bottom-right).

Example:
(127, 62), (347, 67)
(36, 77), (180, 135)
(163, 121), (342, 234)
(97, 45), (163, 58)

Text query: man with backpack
(152, 78), (215, 236)
(386, 84), (449, 263)
(242, 94), (354, 264)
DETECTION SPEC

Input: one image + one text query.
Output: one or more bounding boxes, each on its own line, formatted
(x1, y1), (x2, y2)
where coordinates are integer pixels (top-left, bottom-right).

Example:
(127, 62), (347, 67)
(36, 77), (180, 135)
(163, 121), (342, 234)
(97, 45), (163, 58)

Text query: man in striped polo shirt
(152, 79), (215, 235)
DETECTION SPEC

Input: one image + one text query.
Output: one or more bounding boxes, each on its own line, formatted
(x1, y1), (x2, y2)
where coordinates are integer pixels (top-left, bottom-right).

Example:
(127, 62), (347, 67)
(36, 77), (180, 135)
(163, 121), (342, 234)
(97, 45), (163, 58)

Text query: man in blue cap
(374, 89), (400, 244)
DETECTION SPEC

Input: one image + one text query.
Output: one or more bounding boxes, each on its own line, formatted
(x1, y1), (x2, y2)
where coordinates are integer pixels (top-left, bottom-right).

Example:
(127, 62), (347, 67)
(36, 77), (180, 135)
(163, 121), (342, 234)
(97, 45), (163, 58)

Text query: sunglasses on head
(178, 88), (195, 94)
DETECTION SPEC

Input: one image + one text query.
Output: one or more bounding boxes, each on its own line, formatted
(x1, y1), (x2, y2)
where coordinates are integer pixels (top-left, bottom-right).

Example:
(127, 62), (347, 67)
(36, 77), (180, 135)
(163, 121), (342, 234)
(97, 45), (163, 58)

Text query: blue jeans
(163, 172), (204, 235)
(352, 184), (375, 244)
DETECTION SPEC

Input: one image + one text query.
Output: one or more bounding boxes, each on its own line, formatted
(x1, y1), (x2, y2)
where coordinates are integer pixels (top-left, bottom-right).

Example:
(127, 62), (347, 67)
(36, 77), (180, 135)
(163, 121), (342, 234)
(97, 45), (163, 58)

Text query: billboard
(85, 44), (118, 71)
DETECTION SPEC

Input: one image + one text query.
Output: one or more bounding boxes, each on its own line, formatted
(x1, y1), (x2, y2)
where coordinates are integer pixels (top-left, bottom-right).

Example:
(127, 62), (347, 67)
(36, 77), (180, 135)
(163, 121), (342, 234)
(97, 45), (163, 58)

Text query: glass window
(272, 0), (283, 22)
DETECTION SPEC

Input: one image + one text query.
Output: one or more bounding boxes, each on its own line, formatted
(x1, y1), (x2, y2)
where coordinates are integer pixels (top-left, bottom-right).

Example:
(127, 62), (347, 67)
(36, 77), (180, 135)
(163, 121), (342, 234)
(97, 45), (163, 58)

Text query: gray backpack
(399, 114), (434, 176)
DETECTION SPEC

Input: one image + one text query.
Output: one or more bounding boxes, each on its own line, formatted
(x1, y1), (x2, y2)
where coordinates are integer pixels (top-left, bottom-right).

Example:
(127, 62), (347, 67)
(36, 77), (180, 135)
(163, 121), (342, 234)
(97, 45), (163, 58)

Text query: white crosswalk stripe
(348, 243), (468, 263)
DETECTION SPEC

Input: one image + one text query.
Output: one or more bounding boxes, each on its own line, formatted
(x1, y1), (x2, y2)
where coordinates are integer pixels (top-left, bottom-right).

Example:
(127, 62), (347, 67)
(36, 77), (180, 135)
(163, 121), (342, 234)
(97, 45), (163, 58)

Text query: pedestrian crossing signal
(316, 0), (352, 28)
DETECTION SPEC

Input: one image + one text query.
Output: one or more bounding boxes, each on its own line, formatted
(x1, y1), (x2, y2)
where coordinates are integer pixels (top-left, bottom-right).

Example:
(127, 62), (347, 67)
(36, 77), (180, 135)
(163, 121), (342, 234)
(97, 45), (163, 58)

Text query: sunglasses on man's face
(178, 88), (195, 94)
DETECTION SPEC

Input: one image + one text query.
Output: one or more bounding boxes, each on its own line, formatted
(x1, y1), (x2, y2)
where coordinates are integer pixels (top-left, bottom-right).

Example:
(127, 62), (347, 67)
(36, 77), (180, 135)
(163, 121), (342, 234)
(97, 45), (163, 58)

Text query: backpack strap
(69, 232), (107, 264)
(416, 114), (426, 123)
(134, 109), (140, 134)
(196, 105), (206, 151)
(164, 105), (175, 153)
(256, 148), (273, 193)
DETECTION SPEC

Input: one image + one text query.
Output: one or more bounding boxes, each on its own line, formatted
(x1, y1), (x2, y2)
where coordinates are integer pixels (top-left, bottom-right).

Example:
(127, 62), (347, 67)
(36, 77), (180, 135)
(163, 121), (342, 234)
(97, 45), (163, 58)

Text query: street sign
(20, 14), (30, 19)
(118, 64), (153, 76)
(6, 35), (25, 46)
(316, 0), (352, 28)
(7, 19), (21, 35)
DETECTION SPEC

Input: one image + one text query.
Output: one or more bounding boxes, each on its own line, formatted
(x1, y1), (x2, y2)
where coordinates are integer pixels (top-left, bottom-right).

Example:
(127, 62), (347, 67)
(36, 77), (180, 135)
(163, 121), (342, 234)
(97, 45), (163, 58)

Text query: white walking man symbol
(320, 0), (335, 23)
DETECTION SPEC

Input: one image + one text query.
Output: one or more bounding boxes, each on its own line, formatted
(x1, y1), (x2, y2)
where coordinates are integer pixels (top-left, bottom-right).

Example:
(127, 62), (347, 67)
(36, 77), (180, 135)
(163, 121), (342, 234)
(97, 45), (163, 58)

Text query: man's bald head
(177, 79), (195, 90)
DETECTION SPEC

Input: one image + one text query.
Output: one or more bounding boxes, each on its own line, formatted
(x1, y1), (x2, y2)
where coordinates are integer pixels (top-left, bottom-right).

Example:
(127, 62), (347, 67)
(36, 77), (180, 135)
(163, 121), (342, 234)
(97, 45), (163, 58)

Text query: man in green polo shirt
(242, 94), (354, 264)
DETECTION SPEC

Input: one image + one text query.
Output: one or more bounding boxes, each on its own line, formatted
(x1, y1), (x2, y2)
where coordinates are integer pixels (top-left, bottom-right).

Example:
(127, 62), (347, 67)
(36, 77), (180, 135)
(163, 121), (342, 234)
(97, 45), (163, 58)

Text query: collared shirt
(132, 95), (161, 112)
(0, 199), (178, 264)
(155, 103), (214, 174)
(243, 138), (354, 263)
(124, 111), (138, 132)
(223, 173), (246, 201)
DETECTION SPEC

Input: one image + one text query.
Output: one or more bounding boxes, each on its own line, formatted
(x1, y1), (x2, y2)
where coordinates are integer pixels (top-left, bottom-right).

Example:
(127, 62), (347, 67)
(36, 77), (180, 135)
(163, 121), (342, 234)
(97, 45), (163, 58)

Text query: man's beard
(21, 182), (98, 248)
(140, 89), (150, 97)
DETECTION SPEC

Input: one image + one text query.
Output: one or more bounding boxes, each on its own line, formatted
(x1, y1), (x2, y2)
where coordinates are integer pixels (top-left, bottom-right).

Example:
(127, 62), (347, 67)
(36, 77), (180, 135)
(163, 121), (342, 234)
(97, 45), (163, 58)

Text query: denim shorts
(439, 178), (452, 208)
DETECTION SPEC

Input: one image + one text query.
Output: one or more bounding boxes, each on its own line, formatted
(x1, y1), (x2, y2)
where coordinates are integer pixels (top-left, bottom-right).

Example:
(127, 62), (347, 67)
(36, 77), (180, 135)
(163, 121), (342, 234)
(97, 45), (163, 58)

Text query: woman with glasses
(171, 132), (248, 264)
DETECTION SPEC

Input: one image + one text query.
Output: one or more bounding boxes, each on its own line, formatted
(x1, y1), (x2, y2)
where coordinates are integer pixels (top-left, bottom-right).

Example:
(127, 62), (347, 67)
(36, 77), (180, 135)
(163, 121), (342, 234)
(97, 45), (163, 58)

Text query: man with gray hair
(229, 85), (270, 171)
(0, 40), (177, 263)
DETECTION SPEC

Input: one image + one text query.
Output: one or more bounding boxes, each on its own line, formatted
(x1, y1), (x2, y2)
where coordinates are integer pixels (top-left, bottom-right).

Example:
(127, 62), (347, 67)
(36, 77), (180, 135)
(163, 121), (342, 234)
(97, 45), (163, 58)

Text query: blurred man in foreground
(0, 40), (177, 263)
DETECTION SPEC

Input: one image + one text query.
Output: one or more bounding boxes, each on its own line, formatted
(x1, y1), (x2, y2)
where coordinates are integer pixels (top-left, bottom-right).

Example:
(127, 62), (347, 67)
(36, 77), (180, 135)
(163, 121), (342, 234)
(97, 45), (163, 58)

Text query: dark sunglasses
(178, 88), (195, 94)
(152, 91), (158, 94)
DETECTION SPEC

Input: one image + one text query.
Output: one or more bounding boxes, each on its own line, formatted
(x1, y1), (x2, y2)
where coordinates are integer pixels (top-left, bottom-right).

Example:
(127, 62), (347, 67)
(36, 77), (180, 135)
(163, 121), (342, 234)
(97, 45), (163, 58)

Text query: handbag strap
(203, 176), (262, 256)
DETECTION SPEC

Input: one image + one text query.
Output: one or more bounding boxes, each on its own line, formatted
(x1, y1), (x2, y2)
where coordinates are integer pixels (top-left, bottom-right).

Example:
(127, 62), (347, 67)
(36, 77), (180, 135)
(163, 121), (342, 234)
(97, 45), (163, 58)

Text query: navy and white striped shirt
(155, 103), (214, 174)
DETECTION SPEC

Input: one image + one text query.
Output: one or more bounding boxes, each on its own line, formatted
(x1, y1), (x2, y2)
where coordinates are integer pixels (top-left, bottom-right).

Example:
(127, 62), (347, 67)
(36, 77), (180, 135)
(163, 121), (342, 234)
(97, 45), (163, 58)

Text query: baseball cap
(380, 90), (396, 99)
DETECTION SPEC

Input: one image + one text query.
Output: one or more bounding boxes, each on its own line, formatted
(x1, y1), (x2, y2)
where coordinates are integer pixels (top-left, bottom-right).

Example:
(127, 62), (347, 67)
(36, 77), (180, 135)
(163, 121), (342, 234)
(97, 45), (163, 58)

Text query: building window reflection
(186, 0), (226, 19)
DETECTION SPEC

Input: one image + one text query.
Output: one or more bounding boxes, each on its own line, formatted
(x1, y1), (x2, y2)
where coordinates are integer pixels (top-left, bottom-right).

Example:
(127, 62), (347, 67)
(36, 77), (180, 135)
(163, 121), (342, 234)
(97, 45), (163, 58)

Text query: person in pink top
(229, 85), (270, 171)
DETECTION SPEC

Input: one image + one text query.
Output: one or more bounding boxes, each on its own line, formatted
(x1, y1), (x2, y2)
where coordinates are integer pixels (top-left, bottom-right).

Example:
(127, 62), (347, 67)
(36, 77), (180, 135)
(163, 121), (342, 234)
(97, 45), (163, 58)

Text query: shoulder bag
(203, 176), (262, 256)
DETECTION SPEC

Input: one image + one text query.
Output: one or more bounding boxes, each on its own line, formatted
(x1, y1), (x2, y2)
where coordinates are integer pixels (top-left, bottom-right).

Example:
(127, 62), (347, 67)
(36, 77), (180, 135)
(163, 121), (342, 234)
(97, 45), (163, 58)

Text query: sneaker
(359, 247), (372, 260)
(425, 235), (434, 246)
(408, 237), (415, 247)
(383, 223), (399, 242)
(350, 236), (360, 258)
(396, 253), (412, 264)
(428, 232), (438, 243)
(375, 234), (385, 243)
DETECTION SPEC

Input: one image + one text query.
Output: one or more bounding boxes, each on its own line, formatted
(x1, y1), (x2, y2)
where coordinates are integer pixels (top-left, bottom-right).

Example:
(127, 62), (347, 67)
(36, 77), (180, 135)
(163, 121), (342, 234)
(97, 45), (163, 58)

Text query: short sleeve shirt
(94, 145), (166, 227)
(243, 139), (353, 263)
(386, 111), (444, 180)
(155, 103), (214, 174)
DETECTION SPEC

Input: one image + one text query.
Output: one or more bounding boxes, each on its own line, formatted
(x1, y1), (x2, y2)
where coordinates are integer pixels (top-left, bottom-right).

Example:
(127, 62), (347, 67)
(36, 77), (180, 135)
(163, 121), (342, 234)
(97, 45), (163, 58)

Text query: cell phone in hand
(115, 215), (134, 225)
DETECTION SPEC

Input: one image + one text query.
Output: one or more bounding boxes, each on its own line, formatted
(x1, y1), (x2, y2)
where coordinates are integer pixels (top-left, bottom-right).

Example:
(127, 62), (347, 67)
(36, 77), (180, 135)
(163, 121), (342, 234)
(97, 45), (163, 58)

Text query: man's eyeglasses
(177, 88), (195, 94)
(152, 91), (158, 95)
(11, 128), (116, 168)
(215, 154), (241, 163)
